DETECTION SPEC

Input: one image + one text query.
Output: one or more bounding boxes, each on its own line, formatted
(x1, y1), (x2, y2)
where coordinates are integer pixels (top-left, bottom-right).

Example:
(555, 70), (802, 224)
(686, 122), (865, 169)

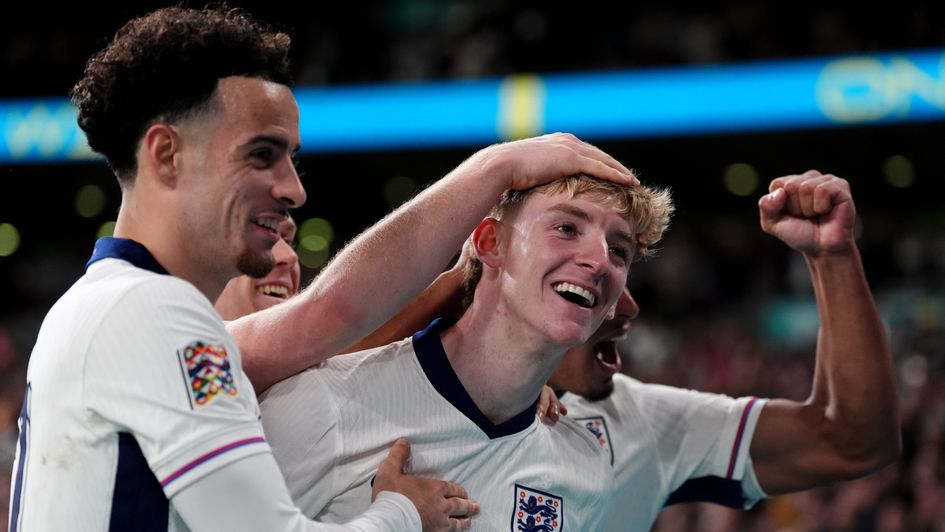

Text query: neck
(114, 196), (230, 302)
(440, 298), (567, 424)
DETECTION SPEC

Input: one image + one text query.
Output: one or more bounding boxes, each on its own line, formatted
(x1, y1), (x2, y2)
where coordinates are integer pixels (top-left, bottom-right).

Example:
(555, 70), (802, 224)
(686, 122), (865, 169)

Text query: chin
(581, 381), (616, 402)
(546, 321), (596, 348)
(237, 249), (275, 278)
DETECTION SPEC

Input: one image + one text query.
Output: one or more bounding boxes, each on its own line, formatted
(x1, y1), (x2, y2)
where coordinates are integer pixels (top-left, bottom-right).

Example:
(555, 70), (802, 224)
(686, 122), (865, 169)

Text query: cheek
(291, 265), (301, 294)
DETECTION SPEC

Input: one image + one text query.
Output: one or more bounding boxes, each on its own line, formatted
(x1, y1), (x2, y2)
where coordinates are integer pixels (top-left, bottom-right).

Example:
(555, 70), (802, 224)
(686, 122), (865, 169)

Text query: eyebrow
(549, 203), (635, 247)
(245, 135), (300, 156)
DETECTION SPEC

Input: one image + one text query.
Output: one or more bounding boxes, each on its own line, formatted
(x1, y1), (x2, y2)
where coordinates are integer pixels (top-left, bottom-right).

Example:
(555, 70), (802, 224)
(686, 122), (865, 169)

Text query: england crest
(177, 341), (238, 408)
(511, 484), (563, 532)
(577, 416), (614, 465)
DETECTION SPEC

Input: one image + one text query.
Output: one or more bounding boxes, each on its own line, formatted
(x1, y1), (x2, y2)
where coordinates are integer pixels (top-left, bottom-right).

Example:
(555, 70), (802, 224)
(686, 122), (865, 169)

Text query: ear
(140, 123), (182, 188)
(471, 217), (504, 269)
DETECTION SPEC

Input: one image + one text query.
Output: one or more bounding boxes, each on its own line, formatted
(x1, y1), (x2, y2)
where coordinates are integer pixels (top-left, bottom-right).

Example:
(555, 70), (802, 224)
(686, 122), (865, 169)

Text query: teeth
(257, 284), (290, 298)
(552, 282), (596, 307)
(253, 217), (279, 231)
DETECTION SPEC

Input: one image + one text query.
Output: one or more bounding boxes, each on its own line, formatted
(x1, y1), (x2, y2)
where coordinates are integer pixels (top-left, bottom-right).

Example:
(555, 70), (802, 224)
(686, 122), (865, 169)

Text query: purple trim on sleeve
(160, 437), (266, 488)
(726, 397), (758, 479)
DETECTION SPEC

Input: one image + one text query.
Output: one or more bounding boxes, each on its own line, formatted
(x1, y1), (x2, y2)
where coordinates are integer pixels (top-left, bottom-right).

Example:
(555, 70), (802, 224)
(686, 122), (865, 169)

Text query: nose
(614, 286), (640, 320)
(577, 235), (609, 274)
(274, 162), (307, 208)
(272, 237), (297, 268)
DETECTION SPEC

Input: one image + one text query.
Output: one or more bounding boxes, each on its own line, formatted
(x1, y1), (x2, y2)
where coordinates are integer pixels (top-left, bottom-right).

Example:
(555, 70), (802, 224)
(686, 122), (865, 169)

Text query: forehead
(518, 190), (634, 233)
(209, 76), (300, 146)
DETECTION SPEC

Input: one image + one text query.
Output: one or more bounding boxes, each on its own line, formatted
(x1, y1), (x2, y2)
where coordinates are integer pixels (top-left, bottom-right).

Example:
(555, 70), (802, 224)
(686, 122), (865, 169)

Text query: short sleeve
(84, 276), (269, 497)
(632, 382), (766, 508)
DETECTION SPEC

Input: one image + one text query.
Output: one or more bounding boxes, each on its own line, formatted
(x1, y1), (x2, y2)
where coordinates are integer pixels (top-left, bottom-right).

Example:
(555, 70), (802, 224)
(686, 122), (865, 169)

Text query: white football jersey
(560, 373), (767, 530)
(261, 318), (613, 531)
(8, 238), (269, 531)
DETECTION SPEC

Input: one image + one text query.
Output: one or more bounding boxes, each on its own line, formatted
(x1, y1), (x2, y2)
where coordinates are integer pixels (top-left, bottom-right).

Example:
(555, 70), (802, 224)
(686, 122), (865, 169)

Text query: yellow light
(0, 223), (20, 257)
(97, 221), (117, 239)
(883, 155), (914, 188)
(299, 218), (333, 242)
(300, 234), (328, 252)
(383, 176), (419, 209)
(297, 247), (330, 269)
(296, 218), (334, 269)
(723, 163), (759, 197)
(75, 184), (106, 218)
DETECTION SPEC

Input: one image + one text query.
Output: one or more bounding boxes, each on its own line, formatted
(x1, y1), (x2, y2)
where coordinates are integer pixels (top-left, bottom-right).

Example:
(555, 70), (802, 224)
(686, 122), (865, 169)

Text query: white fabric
(261, 335), (613, 531)
(560, 373), (767, 530)
(9, 256), (419, 532)
(172, 453), (420, 531)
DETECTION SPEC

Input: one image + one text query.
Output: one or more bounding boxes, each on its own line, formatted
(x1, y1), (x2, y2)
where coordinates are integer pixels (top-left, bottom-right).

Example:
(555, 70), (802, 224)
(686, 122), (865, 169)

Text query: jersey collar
(413, 317), (539, 439)
(86, 237), (169, 275)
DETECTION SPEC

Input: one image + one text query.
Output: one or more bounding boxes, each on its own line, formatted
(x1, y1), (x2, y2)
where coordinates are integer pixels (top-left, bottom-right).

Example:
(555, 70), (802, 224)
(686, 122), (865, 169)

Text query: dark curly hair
(71, 5), (293, 182)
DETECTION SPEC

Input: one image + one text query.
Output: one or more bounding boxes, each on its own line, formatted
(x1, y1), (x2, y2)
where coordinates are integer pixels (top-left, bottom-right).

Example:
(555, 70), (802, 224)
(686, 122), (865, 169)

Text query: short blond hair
(462, 174), (674, 307)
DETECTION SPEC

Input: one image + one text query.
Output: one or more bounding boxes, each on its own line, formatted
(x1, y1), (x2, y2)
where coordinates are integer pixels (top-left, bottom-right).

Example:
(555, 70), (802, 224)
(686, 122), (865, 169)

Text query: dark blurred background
(2, 2), (944, 530)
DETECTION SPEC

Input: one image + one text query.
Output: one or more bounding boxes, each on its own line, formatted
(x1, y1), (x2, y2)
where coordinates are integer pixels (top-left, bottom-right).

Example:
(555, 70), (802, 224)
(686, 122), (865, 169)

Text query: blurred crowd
(3, 1), (944, 97)
(2, 1), (944, 530)
(2, 212), (943, 531)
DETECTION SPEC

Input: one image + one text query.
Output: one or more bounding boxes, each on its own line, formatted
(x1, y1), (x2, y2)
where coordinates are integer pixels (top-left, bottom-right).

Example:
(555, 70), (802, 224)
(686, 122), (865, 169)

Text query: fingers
(379, 437), (410, 474)
(447, 493), (478, 517)
(449, 517), (472, 531)
(537, 385), (565, 425)
(763, 171), (851, 219)
(442, 484), (478, 531)
(540, 133), (639, 185)
(442, 480), (469, 500)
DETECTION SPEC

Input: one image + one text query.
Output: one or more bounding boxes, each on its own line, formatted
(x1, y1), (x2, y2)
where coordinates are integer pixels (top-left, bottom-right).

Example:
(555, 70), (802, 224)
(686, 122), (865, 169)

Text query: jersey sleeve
(83, 276), (269, 498)
(260, 367), (342, 516)
(171, 452), (420, 531)
(629, 379), (767, 509)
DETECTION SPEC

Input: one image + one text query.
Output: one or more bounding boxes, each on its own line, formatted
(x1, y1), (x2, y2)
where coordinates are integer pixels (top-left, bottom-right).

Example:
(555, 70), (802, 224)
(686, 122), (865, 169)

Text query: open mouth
(251, 216), (281, 237)
(257, 284), (290, 299)
(552, 282), (596, 308)
(594, 340), (622, 373)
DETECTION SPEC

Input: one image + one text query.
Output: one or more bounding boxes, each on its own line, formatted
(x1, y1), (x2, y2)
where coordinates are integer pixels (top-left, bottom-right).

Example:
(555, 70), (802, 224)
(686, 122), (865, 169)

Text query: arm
(341, 263), (466, 354)
(173, 440), (475, 532)
(749, 170), (900, 494)
(231, 133), (637, 392)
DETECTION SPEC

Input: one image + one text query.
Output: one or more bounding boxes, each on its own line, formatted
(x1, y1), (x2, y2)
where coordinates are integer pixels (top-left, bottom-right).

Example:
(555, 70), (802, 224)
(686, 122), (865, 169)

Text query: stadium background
(1, 1), (943, 530)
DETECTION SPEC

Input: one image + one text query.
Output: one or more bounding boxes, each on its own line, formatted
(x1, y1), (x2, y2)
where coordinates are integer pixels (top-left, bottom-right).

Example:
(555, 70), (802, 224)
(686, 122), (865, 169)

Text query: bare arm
(231, 133), (636, 392)
(749, 171), (900, 494)
(341, 263), (466, 354)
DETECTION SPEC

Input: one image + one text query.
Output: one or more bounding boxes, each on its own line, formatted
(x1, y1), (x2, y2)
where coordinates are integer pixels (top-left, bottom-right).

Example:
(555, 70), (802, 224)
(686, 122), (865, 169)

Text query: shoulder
(82, 259), (212, 317)
(263, 336), (416, 402)
(551, 415), (610, 459)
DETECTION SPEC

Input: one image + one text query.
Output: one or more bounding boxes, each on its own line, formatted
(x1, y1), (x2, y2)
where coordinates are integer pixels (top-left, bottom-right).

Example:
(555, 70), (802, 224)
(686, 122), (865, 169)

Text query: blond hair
(463, 174), (674, 307)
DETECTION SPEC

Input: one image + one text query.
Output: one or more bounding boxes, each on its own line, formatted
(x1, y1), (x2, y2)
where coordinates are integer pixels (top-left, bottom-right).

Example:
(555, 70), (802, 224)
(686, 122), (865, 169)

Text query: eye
(555, 223), (577, 236)
(291, 152), (306, 178)
(251, 147), (275, 166)
(609, 245), (630, 262)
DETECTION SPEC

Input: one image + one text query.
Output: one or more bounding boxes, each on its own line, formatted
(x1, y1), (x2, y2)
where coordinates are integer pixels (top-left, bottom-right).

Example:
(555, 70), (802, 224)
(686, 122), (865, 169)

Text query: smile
(251, 216), (281, 231)
(552, 282), (596, 308)
(257, 284), (290, 299)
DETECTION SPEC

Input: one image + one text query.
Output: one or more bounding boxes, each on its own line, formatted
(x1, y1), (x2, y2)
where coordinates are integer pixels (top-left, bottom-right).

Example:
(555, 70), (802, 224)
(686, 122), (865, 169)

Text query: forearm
(342, 266), (466, 354)
(236, 154), (509, 391)
(805, 244), (899, 463)
(173, 453), (420, 531)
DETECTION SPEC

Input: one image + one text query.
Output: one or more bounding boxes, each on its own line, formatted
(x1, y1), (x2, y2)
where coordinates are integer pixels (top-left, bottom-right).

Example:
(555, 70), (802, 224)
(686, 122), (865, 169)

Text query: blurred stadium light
(1, 48), (943, 163)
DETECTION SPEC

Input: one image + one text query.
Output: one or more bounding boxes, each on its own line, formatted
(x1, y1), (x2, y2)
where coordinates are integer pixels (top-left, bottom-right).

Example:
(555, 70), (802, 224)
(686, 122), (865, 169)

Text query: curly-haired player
(9, 6), (477, 532)
(8, 5), (638, 531)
